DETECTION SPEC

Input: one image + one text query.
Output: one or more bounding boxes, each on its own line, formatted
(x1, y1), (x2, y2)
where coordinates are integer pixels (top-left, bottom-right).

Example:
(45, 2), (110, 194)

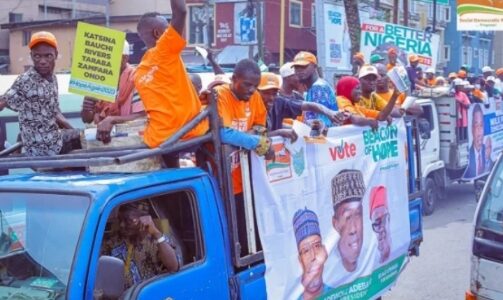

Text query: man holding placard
(134, 0), (208, 156)
(81, 40), (145, 143)
(0, 31), (80, 156)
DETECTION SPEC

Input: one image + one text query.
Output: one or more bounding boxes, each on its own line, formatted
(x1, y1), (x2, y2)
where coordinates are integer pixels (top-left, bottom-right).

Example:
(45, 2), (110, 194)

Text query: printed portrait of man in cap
(331, 169), (365, 272)
(293, 208), (331, 300)
(369, 186), (391, 264)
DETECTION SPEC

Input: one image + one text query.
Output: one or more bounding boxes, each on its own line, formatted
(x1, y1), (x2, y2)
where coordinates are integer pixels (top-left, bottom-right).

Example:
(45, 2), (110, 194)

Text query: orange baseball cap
(29, 31), (58, 49)
(496, 68), (503, 76)
(448, 72), (457, 79)
(458, 70), (467, 79)
(353, 52), (365, 62)
(409, 54), (419, 62)
(258, 72), (280, 91)
(292, 51), (318, 66)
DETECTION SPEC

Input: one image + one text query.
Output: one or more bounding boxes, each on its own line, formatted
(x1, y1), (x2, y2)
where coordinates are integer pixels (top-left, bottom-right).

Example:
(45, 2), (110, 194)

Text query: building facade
(444, 0), (494, 75)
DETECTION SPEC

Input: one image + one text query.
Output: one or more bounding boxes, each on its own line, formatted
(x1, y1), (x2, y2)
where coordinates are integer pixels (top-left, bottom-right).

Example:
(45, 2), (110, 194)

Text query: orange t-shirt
(424, 78), (437, 87)
(216, 84), (267, 195)
(336, 96), (379, 119)
(376, 90), (407, 106)
(134, 26), (208, 148)
(386, 63), (396, 71)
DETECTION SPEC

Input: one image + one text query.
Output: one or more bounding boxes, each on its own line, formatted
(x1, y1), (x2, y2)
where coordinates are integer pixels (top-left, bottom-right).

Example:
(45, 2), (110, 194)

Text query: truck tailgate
(234, 264), (266, 300)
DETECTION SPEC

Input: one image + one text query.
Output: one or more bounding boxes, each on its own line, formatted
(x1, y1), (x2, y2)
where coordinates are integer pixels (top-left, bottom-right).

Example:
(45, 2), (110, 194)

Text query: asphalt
(386, 183), (478, 300)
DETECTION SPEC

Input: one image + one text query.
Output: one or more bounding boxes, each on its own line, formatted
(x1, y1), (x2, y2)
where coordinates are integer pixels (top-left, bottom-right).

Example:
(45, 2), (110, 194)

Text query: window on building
(462, 46), (468, 65)
(443, 45), (450, 62)
(444, 7), (451, 22)
(428, 3), (433, 19)
(187, 4), (215, 46)
(484, 49), (489, 67)
(9, 13), (22, 23)
(311, 3), (316, 29)
(289, 0), (303, 27)
(467, 47), (473, 67)
(22, 31), (31, 47)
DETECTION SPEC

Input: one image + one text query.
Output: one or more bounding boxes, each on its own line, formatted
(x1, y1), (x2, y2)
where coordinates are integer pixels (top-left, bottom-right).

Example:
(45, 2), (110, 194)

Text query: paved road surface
(387, 183), (478, 299)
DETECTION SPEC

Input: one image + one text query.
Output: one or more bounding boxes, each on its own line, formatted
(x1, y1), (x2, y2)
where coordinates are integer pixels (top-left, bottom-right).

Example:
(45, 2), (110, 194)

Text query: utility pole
(105, 0), (110, 27)
(43, 0), (47, 20)
(279, 0), (286, 65)
(403, 0), (409, 26)
(256, 0), (263, 62)
(205, 0), (212, 48)
(392, 0), (399, 23)
(432, 0), (437, 32)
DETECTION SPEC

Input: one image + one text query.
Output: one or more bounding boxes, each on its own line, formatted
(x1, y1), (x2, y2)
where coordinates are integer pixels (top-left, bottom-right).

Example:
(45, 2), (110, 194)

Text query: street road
(387, 183), (479, 300)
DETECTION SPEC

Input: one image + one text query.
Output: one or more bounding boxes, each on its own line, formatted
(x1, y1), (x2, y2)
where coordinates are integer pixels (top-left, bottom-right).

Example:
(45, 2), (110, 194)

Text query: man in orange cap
(494, 68), (503, 93)
(458, 70), (467, 80)
(353, 52), (365, 76)
(292, 51), (341, 129)
(406, 54), (422, 92)
(386, 48), (398, 71)
(0, 31), (80, 156)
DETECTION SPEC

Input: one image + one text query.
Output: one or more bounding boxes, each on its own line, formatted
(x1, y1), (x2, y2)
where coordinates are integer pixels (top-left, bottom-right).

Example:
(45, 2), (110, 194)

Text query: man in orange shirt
(215, 59), (273, 196)
(424, 68), (437, 87)
(215, 59), (274, 255)
(134, 2), (207, 155)
(375, 64), (423, 116)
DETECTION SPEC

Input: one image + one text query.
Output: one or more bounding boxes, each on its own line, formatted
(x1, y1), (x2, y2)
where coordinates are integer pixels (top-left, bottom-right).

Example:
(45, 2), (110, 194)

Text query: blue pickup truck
(0, 98), (423, 300)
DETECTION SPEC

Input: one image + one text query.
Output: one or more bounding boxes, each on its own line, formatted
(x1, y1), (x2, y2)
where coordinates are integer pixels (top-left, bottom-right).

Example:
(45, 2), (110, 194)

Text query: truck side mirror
(94, 256), (125, 300)
(418, 118), (431, 140)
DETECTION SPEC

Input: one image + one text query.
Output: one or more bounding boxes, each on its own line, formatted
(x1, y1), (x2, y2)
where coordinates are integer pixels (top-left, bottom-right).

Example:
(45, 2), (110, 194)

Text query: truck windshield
(0, 192), (89, 300)
(477, 160), (503, 235)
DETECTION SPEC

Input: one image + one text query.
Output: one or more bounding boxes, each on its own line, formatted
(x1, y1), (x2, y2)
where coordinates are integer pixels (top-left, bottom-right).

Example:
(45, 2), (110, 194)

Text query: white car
(466, 152), (503, 300)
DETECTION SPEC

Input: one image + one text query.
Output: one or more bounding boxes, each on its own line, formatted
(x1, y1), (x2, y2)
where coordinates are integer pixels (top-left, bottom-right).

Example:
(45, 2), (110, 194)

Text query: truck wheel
(423, 178), (436, 216)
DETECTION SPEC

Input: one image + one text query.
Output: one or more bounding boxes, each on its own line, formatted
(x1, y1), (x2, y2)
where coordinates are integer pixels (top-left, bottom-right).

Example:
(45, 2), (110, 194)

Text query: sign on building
(69, 22), (125, 102)
(457, 1), (503, 31)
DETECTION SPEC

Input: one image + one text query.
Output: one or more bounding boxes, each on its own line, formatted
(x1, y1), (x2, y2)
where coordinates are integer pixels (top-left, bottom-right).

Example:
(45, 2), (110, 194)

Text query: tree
(344, 0), (361, 72)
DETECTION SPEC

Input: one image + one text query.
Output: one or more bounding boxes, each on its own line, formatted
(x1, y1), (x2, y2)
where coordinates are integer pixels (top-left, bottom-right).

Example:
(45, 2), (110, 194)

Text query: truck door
(470, 154), (503, 299)
(87, 177), (231, 300)
(418, 102), (440, 168)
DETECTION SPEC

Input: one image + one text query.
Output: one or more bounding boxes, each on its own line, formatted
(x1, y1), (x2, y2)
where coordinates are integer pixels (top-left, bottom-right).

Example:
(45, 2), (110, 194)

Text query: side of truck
(416, 94), (471, 215)
(0, 97), (423, 299)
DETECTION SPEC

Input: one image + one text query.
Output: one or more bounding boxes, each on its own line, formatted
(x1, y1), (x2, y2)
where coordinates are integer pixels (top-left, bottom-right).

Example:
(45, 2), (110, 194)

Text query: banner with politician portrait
(252, 120), (411, 300)
(463, 100), (503, 180)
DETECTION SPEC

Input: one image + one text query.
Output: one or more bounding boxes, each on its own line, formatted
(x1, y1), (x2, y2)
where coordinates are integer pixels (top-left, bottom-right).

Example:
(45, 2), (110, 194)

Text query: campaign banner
(360, 20), (440, 69)
(252, 120), (411, 300)
(69, 22), (125, 102)
(463, 100), (503, 179)
(322, 4), (352, 71)
(457, 0), (503, 31)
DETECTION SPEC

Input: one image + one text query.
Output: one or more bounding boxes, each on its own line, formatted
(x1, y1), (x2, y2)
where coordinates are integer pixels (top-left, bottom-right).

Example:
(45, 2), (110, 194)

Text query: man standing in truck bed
(0, 31), (80, 156)
(134, 0), (208, 160)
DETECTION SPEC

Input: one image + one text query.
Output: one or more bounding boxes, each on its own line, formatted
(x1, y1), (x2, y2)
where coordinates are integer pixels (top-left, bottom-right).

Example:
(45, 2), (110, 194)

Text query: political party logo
(457, 0), (503, 30)
(292, 147), (305, 177)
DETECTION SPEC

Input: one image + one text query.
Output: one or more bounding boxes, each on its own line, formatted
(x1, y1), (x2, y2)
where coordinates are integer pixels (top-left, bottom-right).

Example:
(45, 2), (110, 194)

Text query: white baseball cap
(453, 78), (465, 86)
(462, 80), (470, 86)
(487, 76), (496, 82)
(123, 40), (130, 55)
(280, 62), (295, 78)
(482, 66), (494, 73)
(425, 67), (435, 74)
(358, 64), (378, 79)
